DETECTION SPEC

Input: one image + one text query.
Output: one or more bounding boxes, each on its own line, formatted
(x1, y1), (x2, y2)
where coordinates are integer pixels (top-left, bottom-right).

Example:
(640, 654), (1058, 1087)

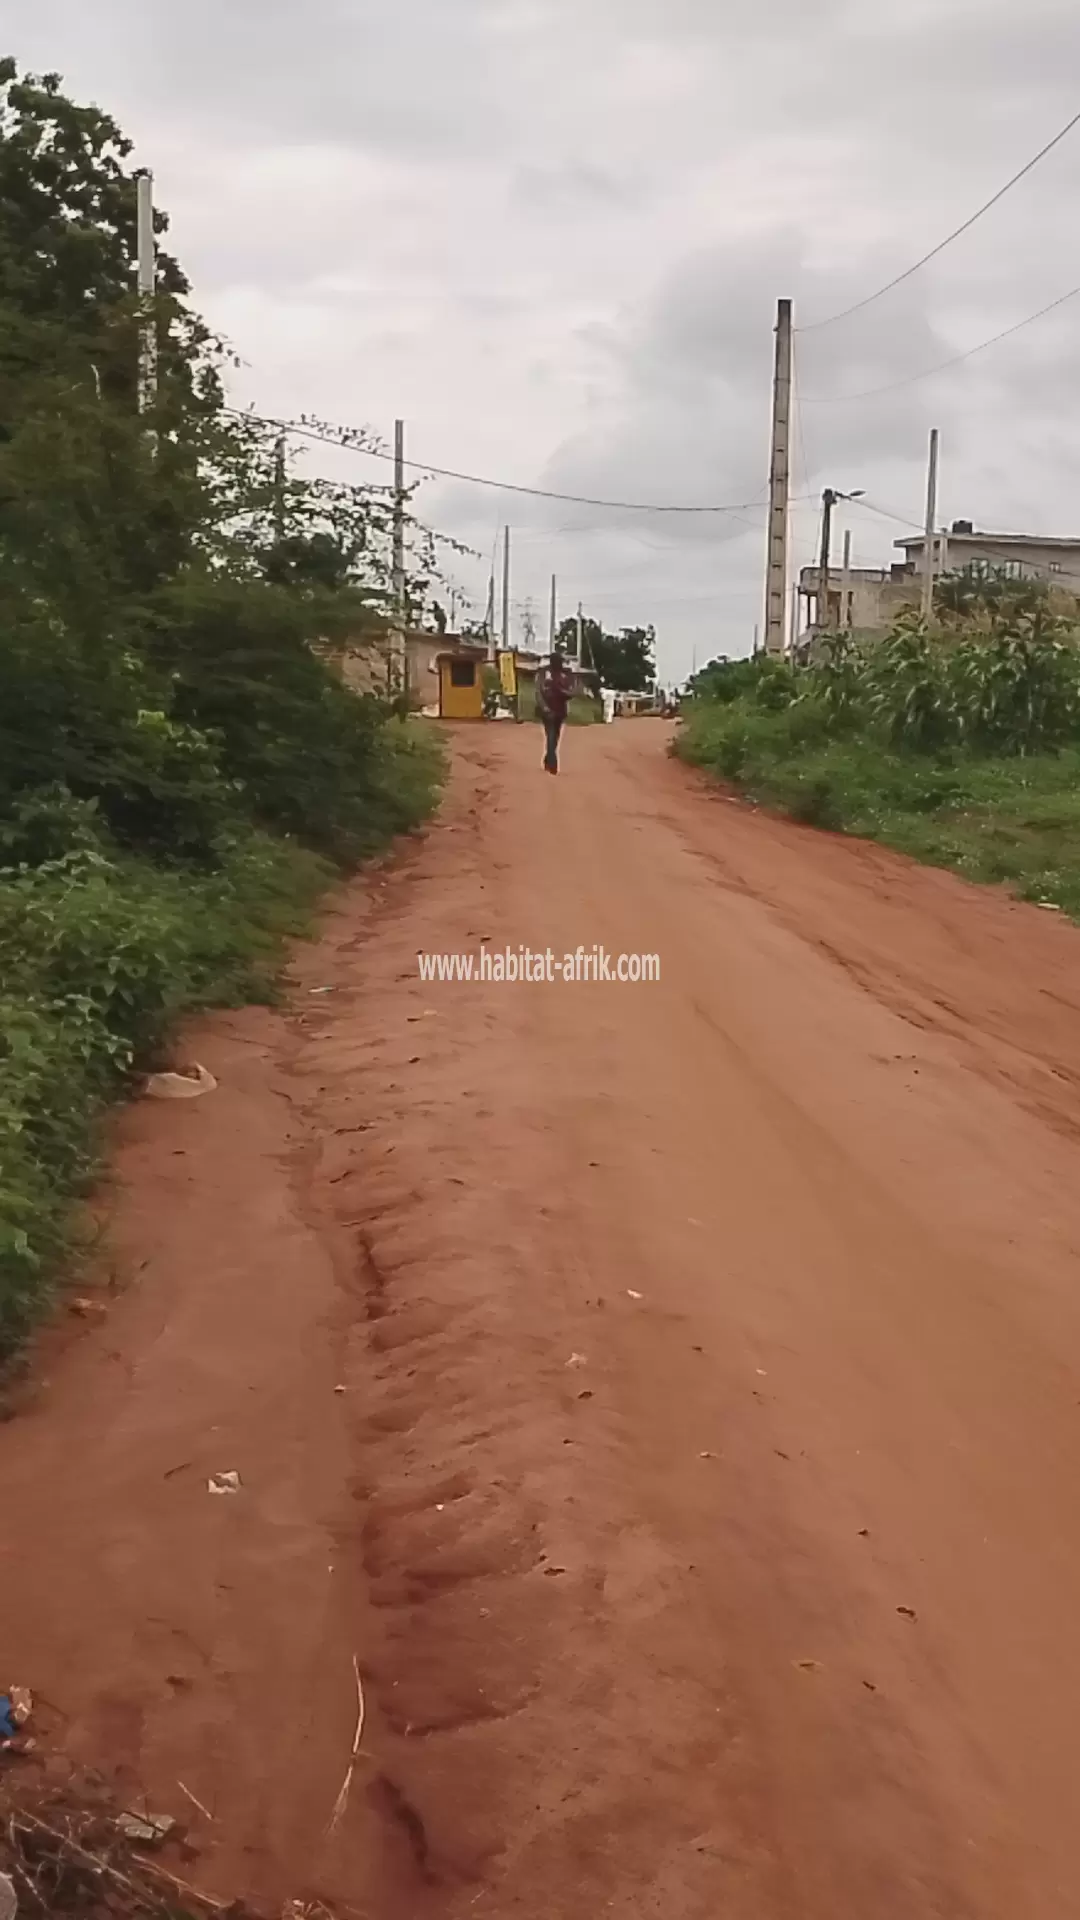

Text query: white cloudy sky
(8, 0), (1080, 682)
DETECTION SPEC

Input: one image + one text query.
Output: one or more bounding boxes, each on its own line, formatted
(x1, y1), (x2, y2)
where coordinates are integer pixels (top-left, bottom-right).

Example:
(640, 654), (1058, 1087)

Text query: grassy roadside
(0, 720), (445, 1357)
(677, 698), (1080, 918)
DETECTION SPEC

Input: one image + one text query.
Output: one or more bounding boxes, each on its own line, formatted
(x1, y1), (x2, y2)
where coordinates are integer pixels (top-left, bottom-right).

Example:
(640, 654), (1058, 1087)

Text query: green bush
(0, 827), (348, 1352)
(0, 60), (453, 1357)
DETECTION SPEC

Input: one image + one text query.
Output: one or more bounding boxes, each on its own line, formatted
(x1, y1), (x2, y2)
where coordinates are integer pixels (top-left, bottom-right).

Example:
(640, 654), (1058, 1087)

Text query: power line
(798, 104), (1080, 333)
(854, 496), (925, 532)
(223, 407), (768, 516)
(801, 277), (1080, 404)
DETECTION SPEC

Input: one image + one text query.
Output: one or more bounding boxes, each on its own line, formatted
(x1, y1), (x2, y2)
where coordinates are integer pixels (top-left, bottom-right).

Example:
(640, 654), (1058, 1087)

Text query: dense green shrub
(0, 721), (443, 1353)
(0, 59), (449, 1352)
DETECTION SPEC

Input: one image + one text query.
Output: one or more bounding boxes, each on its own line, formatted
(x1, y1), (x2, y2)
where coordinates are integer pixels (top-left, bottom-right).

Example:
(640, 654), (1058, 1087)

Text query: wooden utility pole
(501, 526), (510, 656)
(763, 298), (793, 655)
(921, 428), (940, 623)
(392, 419), (407, 695)
(135, 170), (157, 439)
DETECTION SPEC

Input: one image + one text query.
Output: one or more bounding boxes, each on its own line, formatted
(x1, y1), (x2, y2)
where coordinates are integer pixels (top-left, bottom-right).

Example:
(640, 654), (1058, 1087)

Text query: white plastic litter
(144, 1064), (217, 1101)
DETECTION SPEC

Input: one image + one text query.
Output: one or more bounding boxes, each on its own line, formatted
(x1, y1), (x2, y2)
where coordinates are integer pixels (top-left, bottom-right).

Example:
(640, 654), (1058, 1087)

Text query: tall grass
(677, 608), (1080, 918)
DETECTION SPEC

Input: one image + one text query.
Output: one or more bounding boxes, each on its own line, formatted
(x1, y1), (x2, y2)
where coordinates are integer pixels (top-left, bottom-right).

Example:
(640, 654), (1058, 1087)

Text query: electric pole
(841, 528), (852, 630)
(815, 488), (864, 635)
(501, 526), (510, 656)
(816, 489), (836, 634)
(392, 419), (407, 696)
(763, 297), (793, 655)
(549, 574), (557, 653)
(576, 603), (584, 666)
(485, 573), (495, 655)
(135, 171), (157, 436)
(921, 427), (940, 623)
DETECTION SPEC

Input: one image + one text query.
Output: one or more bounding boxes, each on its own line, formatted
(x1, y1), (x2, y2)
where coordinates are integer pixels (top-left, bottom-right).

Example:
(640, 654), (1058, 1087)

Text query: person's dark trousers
(542, 714), (564, 771)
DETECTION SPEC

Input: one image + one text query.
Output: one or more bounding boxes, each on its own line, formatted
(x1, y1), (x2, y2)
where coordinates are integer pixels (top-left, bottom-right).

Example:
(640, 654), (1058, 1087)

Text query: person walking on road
(535, 653), (573, 775)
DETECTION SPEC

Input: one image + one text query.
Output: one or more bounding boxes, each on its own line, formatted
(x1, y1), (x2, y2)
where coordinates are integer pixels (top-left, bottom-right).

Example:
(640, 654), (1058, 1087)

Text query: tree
(0, 57), (454, 861)
(555, 614), (656, 689)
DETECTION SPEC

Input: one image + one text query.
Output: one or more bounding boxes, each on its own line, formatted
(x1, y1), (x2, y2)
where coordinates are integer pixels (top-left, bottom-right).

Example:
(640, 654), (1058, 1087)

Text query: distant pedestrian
(535, 653), (573, 774)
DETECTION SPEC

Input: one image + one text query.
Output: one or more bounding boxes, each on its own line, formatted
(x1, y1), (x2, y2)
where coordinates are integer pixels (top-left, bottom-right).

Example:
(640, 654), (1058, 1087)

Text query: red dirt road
(5, 722), (1080, 1916)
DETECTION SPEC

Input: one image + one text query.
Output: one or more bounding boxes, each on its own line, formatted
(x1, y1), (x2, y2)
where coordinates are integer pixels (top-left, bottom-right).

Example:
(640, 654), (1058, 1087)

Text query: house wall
(332, 631), (485, 703)
(799, 568), (918, 638)
(904, 537), (1080, 589)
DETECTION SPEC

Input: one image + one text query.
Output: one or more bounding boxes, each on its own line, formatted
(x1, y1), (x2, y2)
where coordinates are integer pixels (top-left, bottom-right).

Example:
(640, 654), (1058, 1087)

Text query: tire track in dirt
(9, 727), (1080, 1914)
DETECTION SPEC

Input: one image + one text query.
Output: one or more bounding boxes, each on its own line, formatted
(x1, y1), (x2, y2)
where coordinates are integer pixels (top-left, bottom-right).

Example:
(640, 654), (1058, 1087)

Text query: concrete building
(896, 523), (1080, 589)
(797, 520), (1080, 649)
(335, 629), (487, 704)
(797, 562), (918, 641)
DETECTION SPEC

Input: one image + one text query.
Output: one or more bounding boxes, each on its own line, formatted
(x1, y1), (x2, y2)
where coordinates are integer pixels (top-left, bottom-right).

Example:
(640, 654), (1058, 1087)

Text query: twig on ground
(12, 1811), (170, 1913)
(177, 1780), (215, 1823)
(327, 1655), (366, 1835)
(139, 1857), (231, 1910)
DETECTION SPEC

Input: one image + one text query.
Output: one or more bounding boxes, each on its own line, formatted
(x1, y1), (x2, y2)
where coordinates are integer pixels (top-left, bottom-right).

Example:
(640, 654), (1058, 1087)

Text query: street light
(816, 488), (864, 635)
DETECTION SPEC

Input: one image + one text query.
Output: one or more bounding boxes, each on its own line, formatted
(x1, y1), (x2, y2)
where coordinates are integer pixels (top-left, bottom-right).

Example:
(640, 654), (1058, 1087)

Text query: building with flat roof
(896, 522), (1080, 588)
(796, 520), (1080, 648)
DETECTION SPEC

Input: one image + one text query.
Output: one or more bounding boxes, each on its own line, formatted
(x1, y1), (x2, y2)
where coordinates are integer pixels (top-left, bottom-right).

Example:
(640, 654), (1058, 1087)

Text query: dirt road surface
(5, 722), (1080, 1916)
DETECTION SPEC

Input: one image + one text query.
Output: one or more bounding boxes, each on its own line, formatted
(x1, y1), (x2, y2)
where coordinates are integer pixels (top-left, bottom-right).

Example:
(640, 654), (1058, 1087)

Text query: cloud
(511, 160), (647, 215)
(6, 0), (1080, 677)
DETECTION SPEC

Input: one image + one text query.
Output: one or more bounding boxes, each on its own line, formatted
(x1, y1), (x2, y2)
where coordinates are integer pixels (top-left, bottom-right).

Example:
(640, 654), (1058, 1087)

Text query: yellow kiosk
(436, 650), (484, 720)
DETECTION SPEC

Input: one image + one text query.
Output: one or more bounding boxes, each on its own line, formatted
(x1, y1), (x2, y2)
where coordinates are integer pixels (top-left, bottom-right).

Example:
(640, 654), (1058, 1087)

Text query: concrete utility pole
(763, 297), (793, 655)
(501, 526), (511, 656)
(392, 419), (407, 695)
(841, 528), (853, 630)
(921, 427), (940, 623)
(549, 574), (557, 653)
(135, 171), (157, 427)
